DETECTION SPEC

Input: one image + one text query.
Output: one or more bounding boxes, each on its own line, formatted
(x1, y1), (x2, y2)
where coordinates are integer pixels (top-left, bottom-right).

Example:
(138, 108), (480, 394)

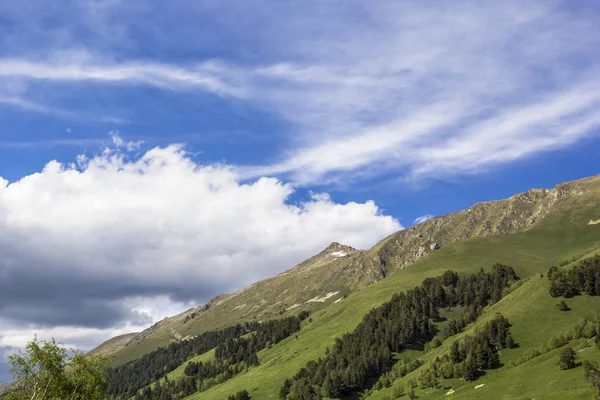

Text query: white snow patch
(333, 298), (342, 304)
(286, 304), (300, 311)
(331, 251), (346, 257)
(589, 219), (600, 225)
(475, 384), (485, 389)
(306, 291), (340, 303)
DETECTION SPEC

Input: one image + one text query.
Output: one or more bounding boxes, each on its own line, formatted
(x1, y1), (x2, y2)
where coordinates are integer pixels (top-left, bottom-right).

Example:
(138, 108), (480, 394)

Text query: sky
(1, 0), (600, 382)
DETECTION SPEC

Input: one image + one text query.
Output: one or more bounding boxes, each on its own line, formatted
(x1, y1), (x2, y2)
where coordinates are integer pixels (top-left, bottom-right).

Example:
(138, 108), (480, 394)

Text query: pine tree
(322, 375), (337, 398)
(505, 333), (516, 349)
(279, 378), (292, 399)
(558, 300), (570, 311)
(450, 340), (461, 363)
(462, 354), (478, 381)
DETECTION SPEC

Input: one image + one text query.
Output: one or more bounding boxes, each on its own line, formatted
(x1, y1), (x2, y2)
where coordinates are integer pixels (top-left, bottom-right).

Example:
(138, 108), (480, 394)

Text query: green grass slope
(368, 272), (600, 400)
(136, 348), (216, 395)
(110, 244), (360, 366)
(187, 191), (600, 399)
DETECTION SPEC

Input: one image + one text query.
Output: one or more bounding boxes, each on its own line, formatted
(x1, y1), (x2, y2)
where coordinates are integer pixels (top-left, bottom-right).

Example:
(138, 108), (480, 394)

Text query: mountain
(97, 174), (600, 399)
(95, 175), (599, 364)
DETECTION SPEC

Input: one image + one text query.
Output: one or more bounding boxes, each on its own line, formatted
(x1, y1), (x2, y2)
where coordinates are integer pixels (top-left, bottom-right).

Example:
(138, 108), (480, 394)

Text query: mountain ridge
(91, 174), (600, 365)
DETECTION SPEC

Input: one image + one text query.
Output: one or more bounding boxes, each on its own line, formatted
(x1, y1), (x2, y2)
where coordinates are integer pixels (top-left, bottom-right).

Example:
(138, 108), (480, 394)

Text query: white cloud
(413, 215), (434, 225)
(0, 55), (242, 97)
(0, 139), (401, 349)
(236, 1), (600, 184)
(0, 93), (128, 124)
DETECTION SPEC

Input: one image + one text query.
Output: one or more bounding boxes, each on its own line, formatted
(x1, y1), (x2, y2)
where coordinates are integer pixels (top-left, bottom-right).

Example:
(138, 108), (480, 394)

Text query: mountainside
(190, 174), (600, 400)
(94, 174), (600, 367)
(100, 173), (600, 400)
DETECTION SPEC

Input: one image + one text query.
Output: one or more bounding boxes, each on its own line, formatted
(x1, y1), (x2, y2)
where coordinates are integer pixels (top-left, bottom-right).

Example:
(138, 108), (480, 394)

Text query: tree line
(129, 313), (309, 400)
(548, 254), (600, 298)
(417, 312), (516, 391)
(213, 312), (308, 366)
(279, 264), (519, 399)
(107, 323), (258, 399)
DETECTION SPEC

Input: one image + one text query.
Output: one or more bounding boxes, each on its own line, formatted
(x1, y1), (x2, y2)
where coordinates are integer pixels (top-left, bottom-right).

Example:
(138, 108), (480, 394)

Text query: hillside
(96, 174), (600, 367)
(189, 176), (600, 399)
(90, 332), (139, 358)
(100, 173), (600, 399)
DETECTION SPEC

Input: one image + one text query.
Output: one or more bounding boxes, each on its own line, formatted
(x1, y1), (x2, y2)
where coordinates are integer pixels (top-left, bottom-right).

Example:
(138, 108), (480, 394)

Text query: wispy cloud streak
(0, 57), (242, 96)
(0, 1), (599, 183)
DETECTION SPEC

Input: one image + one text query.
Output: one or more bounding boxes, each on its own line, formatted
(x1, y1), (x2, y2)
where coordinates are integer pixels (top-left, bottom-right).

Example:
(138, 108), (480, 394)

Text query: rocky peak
(322, 242), (357, 257)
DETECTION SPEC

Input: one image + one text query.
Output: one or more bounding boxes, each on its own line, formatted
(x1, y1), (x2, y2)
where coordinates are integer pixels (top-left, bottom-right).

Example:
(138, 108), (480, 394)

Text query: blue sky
(1, 0), (600, 381)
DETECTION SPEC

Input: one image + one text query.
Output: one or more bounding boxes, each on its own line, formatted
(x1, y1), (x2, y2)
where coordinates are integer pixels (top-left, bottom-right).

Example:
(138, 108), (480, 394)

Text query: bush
(558, 301), (570, 311)
(558, 347), (578, 370)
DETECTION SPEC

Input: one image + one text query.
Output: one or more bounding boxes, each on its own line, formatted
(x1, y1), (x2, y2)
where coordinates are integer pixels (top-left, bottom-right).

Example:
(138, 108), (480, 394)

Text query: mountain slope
(90, 333), (138, 357)
(368, 266), (600, 400)
(96, 174), (600, 371)
(193, 178), (600, 399)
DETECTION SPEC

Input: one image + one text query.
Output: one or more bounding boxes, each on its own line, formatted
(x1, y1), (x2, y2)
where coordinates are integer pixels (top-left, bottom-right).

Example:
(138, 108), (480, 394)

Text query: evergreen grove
(279, 264), (519, 399)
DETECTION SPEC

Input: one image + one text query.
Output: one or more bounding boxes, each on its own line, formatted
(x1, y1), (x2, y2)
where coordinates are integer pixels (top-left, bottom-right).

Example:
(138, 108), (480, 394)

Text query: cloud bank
(0, 139), (400, 355)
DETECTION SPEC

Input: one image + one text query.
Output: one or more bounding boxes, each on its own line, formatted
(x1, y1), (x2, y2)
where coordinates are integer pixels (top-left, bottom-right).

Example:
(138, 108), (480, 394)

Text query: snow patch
(333, 298), (342, 304)
(286, 304), (300, 311)
(331, 251), (346, 257)
(475, 384), (485, 389)
(306, 291), (340, 303)
(589, 219), (600, 225)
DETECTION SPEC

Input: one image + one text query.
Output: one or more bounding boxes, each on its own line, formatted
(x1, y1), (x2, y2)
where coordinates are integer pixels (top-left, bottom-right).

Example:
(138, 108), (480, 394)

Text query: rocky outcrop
(360, 176), (599, 277)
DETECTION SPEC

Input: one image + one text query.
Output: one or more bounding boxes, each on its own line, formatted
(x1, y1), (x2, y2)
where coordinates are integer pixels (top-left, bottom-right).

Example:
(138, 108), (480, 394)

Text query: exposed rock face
(358, 176), (599, 277)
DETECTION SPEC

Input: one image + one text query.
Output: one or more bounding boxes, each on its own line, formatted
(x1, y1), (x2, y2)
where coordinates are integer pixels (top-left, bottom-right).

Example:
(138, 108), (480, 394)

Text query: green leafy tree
(392, 382), (405, 398)
(583, 360), (600, 397)
(5, 336), (109, 400)
(558, 346), (578, 370)
(406, 379), (417, 400)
